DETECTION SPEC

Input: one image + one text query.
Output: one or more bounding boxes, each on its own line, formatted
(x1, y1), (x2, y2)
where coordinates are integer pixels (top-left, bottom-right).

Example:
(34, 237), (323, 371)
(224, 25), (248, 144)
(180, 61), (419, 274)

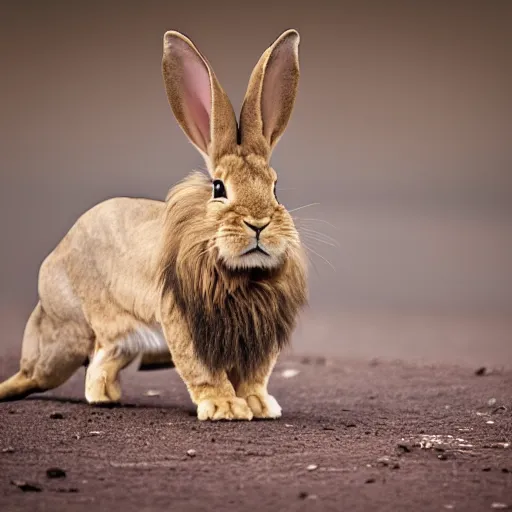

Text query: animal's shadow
(25, 394), (196, 415)
(23, 395), (311, 422)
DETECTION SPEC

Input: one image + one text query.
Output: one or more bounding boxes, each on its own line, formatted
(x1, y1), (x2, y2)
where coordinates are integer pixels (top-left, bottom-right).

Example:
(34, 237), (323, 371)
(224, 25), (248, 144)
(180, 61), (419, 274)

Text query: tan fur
(160, 170), (307, 380)
(0, 29), (307, 421)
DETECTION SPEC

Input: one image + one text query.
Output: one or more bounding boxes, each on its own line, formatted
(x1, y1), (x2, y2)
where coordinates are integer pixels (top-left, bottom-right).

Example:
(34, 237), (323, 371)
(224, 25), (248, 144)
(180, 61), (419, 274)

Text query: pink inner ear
(261, 41), (295, 145)
(182, 51), (212, 152)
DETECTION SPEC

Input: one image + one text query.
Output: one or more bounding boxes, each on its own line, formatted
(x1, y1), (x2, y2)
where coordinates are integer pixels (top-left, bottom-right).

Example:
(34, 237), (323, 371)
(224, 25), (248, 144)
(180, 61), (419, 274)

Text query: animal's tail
(0, 371), (40, 402)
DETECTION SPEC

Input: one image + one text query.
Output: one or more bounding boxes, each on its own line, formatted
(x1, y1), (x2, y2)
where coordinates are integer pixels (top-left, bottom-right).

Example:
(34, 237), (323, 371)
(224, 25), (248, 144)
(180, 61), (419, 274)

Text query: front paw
(197, 396), (253, 421)
(246, 394), (282, 419)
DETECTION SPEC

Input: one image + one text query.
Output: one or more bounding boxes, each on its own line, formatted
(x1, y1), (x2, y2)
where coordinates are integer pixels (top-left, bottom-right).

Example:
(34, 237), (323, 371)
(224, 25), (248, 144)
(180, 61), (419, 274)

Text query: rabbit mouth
(241, 245), (270, 257)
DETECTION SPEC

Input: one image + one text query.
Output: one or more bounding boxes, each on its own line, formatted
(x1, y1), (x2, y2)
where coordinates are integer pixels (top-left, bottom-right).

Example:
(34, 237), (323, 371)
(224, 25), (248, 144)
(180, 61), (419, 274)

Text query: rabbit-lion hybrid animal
(0, 29), (308, 420)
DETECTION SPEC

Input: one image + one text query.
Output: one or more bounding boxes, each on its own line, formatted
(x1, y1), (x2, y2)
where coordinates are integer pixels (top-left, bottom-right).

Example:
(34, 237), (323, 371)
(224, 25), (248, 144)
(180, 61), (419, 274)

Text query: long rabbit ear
(239, 29), (300, 159)
(162, 31), (238, 169)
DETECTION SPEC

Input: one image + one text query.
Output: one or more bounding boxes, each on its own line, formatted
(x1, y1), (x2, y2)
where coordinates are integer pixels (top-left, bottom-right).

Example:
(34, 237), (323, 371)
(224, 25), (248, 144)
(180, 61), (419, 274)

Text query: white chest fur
(122, 324), (168, 355)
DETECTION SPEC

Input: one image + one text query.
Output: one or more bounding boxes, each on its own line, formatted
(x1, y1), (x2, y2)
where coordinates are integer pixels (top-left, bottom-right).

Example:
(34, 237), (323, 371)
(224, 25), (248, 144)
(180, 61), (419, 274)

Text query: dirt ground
(0, 350), (511, 512)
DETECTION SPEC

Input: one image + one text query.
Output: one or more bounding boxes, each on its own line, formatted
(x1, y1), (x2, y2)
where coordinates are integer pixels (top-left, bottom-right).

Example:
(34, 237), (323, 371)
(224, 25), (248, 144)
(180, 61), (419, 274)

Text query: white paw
(197, 397), (253, 421)
(246, 394), (282, 419)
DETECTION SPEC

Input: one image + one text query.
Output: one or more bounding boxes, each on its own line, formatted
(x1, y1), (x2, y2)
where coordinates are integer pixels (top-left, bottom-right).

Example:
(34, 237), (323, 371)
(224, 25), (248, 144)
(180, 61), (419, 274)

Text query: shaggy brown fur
(160, 172), (307, 379)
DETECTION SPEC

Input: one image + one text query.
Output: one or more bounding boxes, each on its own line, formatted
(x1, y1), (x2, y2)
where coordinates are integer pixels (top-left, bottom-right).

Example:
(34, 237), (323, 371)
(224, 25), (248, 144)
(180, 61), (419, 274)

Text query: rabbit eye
(212, 179), (227, 199)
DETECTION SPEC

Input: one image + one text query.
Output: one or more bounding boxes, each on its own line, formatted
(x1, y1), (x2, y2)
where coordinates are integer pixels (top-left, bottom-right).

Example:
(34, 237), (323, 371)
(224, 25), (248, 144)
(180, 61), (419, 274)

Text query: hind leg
(0, 302), (92, 402)
(0, 372), (39, 402)
(85, 342), (136, 404)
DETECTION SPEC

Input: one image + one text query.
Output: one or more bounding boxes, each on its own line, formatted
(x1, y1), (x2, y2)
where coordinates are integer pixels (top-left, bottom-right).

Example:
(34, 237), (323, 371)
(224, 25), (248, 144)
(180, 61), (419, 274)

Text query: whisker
(298, 227), (340, 246)
(294, 245), (321, 277)
(300, 230), (339, 245)
(294, 217), (339, 230)
(300, 233), (338, 248)
(302, 242), (336, 272)
(288, 202), (320, 213)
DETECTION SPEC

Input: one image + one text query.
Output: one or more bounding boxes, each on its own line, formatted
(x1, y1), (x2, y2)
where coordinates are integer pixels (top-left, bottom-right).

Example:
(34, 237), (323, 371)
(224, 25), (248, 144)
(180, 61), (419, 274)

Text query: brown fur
(160, 171), (307, 380)
(0, 29), (307, 421)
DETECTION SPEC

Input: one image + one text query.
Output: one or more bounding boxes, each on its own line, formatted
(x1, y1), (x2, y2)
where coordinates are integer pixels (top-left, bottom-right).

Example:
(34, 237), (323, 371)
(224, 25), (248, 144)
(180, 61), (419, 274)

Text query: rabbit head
(162, 29), (302, 271)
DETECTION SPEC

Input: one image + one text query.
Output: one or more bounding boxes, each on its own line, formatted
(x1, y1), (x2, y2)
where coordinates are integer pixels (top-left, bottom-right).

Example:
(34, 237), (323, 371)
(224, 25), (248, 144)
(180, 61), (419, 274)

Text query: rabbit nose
(243, 219), (270, 238)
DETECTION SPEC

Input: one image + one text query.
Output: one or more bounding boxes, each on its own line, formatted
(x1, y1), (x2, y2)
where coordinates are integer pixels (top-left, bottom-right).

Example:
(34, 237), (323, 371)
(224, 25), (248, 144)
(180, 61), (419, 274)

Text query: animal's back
(38, 197), (166, 325)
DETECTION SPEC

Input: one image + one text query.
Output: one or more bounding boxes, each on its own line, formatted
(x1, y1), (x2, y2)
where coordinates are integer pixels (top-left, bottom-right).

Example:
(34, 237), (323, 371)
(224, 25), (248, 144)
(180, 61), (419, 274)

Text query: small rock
(365, 478), (376, 484)
(322, 426), (335, 431)
(491, 503), (509, 510)
(307, 464), (318, 471)
(482, 467), (492, 472)
(439, 452), (457, 461)
(502, 468), (510, 474)
(391, 462), (400, 470)
(484, 443), (510, 449)
(50, 412), (64, 420)
(89, 431), (104, 436)
(298, 491), (317, 500)
(377, 456), (390, 467)
(444, 505), (455, 510)
(397, 443), (412, 454)
(492, 406), (507, 414)
(46, 468), (66, 479)
(144, 390), (161, 397)
(1, 447), (15, 453)
(488, 398), (497, 407)
(486, 421), (495, 425)
(281, 369), (300, 378)
(475, 367), (487, 376)
(186, 449), (196, 458)
(11, 480), (42, 492)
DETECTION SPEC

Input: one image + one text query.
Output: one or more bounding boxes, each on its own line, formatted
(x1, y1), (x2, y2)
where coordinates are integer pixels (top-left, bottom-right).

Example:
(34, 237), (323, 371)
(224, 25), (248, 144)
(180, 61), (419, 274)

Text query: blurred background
(1, 0), (511, 367)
